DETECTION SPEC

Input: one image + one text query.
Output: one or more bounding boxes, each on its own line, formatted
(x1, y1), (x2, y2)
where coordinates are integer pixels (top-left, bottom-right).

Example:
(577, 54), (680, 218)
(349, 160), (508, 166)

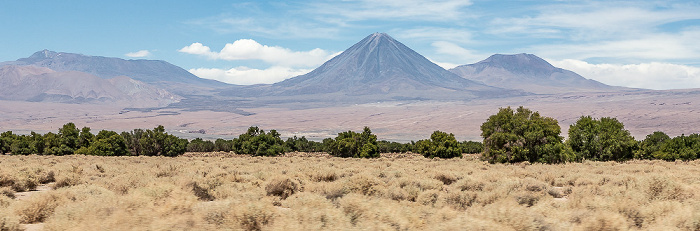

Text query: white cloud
(531, 29), (700, 63)
(179, 39), (337, 68)
(490, 2), (700, 40)
(188, 66), (312, 85)
(125, 50), (151, 58)
(430, 41), (484, 65)
(550, 59), (700, 90)
(177, 43), (214, 56)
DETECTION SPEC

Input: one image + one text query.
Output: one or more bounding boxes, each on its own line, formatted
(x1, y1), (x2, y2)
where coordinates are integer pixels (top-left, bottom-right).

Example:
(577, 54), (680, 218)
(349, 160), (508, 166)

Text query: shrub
(187, 138), (215, 152)
(481, 106), (572, 163)
(265, 177), (301, 199)
(326, 127), (379, 158)
(415, 131), (462, 159)
(234, 127), (285, 156)
(568, 116), (637, 161)
(460, 141), (483, 154)
(15, 193), (62, 223)
(434, 172), (459, 185)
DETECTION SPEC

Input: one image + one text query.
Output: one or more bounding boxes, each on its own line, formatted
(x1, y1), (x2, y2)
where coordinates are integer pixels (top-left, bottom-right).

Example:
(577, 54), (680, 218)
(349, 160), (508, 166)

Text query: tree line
(480, 106), (700, 164)
(0, 123), (482, 158)
(1, 106), (697, 163)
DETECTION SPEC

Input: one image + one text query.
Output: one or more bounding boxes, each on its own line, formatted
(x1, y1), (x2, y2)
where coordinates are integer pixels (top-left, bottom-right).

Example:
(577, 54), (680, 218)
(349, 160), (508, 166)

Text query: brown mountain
(449, 53), (622, 94)
(0, 65), (181, 107)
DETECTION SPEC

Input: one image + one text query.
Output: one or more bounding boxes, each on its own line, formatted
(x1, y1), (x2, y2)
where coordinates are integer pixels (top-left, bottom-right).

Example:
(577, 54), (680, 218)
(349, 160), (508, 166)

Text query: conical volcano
(222, 33), (518, 101)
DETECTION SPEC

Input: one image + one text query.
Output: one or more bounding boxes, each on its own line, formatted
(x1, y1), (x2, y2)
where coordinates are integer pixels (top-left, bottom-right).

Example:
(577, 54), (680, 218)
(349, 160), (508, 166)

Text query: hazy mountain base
(1, 88), (699, 142)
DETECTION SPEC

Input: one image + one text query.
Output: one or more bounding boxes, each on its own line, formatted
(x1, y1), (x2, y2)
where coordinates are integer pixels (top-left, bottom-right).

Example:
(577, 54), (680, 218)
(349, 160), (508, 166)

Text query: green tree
(120, 125), (187, 156)
(635, 131), (670, 159)
(43, 132), (62, 155)
(568, 116), (637, 161)
(233, 126), (285, 156)
(214, 138), (234, 152)
(377, 140), (411, 153)
(481, 106), (573, 164)
(415, 131), (462, 158)
(327, 127), (379, 158)
(0, 131), (16, 154)
(460, 141), (483, 154)
(651, 134), (700, 161)
(78, 127), (94, 149)
(10, 135), (32, 155)
(75, 130), (128, 156)
(57, 122), (80, 155)
(187, 138), (215, 152)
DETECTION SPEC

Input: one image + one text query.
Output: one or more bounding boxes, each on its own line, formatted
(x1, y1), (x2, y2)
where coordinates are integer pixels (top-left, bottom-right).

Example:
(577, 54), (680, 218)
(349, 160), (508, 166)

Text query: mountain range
(0, 65), (180, 107)
(2, 50), (227, 95)
(0, 33), (623, 109)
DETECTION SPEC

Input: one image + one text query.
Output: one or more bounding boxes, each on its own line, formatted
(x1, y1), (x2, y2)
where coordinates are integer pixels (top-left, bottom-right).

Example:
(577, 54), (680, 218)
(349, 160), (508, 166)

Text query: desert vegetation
(2, 106), (700, 163)
(1, 154), (699, 230)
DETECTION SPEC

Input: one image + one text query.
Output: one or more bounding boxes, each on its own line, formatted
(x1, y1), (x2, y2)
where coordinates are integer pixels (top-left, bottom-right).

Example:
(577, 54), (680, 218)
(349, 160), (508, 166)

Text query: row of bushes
(481, 106), (700, 164)
(0, 123), (188, 157)
(6, 106), (692, 163)
(0, 124), (483, 158)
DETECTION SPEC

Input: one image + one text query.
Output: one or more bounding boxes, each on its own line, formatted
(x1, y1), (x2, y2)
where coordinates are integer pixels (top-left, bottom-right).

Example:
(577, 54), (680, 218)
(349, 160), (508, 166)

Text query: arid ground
(2, 89), (699, 142)
(1, 153), (699, 231)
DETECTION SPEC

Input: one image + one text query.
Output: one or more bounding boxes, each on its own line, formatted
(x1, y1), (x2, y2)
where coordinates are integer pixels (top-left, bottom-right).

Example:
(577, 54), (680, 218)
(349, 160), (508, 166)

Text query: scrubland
(1, 153), (699, 231)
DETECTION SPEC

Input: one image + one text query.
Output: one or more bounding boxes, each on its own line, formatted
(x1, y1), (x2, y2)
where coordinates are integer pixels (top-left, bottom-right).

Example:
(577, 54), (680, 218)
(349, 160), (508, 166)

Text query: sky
(1, 0), (699, 89)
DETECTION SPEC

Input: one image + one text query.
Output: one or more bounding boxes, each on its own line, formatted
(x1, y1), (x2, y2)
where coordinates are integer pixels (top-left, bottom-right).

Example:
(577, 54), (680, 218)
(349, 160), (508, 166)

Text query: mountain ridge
(5, 50), (229, 94)
(0, 65), (180, 107)
(449, 53), (620, 94)
(220, 33), (524, 102)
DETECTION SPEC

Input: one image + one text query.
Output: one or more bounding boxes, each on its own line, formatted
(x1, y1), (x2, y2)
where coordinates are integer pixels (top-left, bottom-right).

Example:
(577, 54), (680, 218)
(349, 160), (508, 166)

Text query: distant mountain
(449, 54), (617, 94)
(221, 33), (520, 101)
(5, 50), (228, 94)
(0, 65), (180, 107)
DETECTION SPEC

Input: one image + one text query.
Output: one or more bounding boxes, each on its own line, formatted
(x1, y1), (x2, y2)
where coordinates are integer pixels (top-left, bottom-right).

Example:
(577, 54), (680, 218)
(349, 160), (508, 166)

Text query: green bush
(415, 131), (462, 159)
(327, 127), (379, 158)
(187, 138), (215, 152)
(480, 106), (573, 164)
(377, 140), (412, 153)
(233, 126), (285, 156)
(568, 116), (637, 161)
(460, 141), (483, 154)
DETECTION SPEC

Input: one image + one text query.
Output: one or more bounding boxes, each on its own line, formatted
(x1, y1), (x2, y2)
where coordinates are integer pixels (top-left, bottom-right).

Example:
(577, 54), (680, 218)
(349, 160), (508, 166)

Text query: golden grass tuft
(0, 155), (698, 230)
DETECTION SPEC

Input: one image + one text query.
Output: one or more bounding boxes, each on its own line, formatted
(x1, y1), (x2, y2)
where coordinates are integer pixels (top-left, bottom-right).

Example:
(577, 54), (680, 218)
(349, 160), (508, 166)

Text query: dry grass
(0, 154), (699, 230)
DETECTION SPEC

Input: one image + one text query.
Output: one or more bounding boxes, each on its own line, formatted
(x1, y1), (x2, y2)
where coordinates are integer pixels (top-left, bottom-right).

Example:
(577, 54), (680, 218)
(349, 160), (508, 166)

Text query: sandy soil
(1, 89), (699, 142)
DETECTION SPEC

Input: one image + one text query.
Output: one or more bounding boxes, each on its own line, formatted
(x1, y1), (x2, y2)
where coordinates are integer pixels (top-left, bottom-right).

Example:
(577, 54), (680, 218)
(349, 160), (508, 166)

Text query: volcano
(221, 33), (521, 101)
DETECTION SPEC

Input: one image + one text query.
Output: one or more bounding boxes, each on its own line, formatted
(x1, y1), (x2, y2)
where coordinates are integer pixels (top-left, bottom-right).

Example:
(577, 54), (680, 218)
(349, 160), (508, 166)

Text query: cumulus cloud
(125, 50), (151, 58)
(188, 66), (312, 85)
(550, 59), (700, 90)
(179, 40), (337, 68)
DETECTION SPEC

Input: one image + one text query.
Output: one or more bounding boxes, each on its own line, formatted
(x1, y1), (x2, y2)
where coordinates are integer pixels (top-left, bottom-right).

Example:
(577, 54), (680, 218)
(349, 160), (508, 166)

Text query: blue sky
(2, 0), (699, 89)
